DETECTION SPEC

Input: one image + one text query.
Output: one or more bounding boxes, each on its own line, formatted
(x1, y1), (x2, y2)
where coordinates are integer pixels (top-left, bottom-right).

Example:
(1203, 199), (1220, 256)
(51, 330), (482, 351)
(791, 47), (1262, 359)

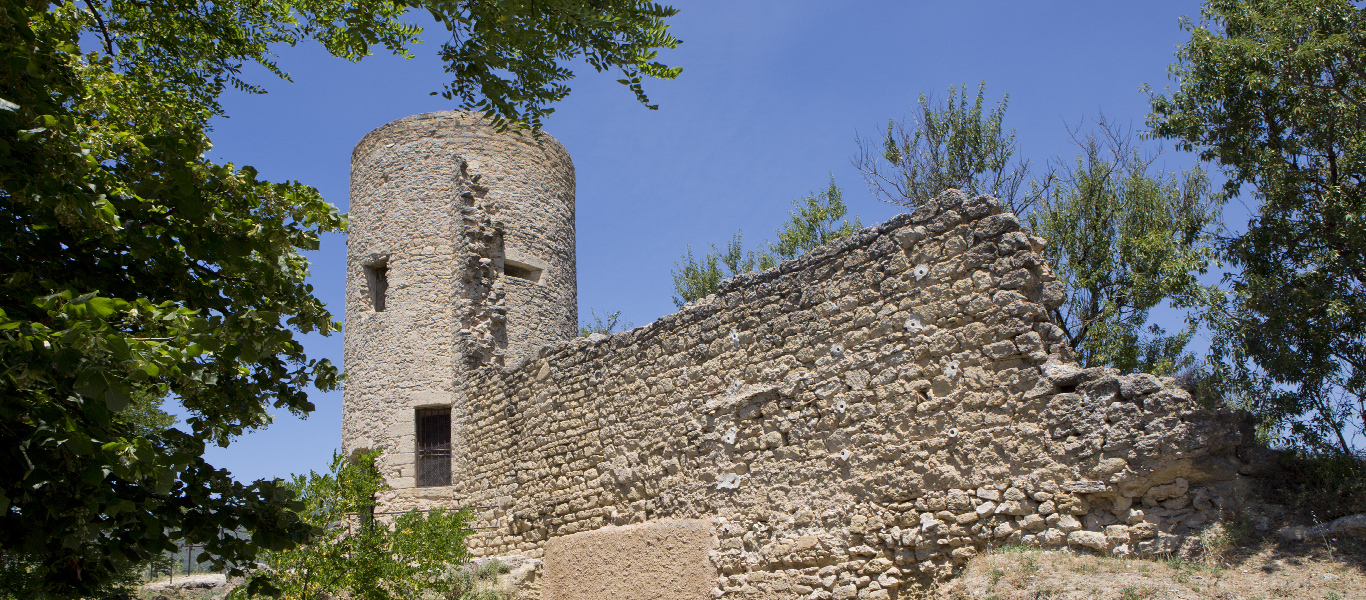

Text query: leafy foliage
(671, 232), (755, 308)
(1149, 0), (1366, 454)
(1259, 450), (1366, 523)
(671, 177), (860, 307)
(856, 80), (1218, 375)
(1, 3), (335, 594)
(229, 450), (484, 600)
(0, 0), (681, 594)
(1029, 120), (1222, 375)
(770, 177), (862, 260)
(121, 391), (179, 439)
(429, 1), (683, 132)
(579, 308), (633, 337)
(854, 82), (1048, 216)
(0, 388), (178, 598)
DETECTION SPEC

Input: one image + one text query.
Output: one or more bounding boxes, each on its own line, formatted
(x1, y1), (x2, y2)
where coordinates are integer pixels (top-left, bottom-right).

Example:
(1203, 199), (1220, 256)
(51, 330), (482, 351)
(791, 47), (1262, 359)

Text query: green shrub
(1261, 451), (1366, 522)
(229, 449), (494, 600)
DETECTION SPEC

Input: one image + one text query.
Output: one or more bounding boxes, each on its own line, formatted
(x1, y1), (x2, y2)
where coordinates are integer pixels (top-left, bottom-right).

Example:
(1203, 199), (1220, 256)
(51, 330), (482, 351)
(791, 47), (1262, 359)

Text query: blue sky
(202, 1), (1218, 482)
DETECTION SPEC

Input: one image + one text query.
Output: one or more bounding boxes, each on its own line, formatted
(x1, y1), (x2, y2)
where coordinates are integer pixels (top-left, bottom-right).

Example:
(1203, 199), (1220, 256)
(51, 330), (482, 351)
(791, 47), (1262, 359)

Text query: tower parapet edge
(343, 111), (576, 503)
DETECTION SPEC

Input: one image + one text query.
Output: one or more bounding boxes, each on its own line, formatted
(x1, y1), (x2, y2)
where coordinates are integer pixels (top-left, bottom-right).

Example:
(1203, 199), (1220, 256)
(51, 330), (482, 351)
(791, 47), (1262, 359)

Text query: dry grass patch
(939, 534), (1363, 600)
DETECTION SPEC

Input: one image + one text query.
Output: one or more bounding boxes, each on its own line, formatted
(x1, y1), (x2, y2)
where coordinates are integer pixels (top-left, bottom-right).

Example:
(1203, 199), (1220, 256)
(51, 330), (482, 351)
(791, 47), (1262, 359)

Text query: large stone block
(542, 519), (715, 600)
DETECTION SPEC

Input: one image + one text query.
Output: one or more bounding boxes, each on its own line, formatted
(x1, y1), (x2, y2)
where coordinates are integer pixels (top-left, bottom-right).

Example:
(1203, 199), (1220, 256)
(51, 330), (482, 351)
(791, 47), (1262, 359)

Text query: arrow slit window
(365, 262), (389, 311)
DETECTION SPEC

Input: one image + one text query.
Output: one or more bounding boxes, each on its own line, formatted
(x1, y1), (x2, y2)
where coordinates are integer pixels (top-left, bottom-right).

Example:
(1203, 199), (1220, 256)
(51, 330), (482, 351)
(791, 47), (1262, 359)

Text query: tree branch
(189, 261), (247, 283)
(84, 1), (116, 56)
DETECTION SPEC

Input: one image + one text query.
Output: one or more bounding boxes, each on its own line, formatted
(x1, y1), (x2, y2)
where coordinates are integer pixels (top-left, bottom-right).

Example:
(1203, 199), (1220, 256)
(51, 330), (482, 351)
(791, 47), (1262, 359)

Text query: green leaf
(1147, 0), (1366, 455)
(104, 382), (132, 413)
(107, 335), (131, 360)
(85, 297), (119, 319)
(74, 372), (108, 400)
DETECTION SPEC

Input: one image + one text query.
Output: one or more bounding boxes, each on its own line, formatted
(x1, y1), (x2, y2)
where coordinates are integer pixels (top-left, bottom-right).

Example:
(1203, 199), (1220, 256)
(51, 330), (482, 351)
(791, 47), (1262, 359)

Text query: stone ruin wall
(363, 187), (1260, 599)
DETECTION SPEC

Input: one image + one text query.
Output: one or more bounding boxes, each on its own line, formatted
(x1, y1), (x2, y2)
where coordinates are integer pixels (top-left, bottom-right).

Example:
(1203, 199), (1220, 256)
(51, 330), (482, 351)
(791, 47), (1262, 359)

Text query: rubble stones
(1278, 513), (1366, 541)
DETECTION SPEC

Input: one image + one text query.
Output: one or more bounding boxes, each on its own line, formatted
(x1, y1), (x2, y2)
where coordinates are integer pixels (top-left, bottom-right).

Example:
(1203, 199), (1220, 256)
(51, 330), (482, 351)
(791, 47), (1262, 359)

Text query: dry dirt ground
(935, 535), (1365, 600)
(138, 574), (234, 600)
(135, 534), (1364, 600)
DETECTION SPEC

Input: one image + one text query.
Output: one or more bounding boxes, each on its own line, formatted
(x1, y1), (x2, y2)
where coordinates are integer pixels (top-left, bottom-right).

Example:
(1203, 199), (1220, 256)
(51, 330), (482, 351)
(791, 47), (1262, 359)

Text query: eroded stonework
(346, 111), (576, 491)
(343, 113), (1259, 599)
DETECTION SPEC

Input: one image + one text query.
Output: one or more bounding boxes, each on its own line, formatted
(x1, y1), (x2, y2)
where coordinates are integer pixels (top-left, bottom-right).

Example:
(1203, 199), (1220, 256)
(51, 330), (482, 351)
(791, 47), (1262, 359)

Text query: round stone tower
(343, 111), (575, 494)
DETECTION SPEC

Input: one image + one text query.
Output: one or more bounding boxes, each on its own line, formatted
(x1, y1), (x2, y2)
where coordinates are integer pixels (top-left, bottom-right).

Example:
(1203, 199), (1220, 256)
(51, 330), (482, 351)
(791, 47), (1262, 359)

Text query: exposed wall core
(344, 117), (1260, 599)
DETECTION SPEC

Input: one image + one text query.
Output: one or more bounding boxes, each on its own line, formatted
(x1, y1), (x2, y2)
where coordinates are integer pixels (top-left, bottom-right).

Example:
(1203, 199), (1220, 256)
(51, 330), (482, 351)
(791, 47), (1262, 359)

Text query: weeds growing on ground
(1268, 580), (1295, 597)
(450, 561), (511, 600)
(1197, 523), (1235, 567)
(1162, 553), (1226, 577)
(994, 543), (1035, 554)
(988, 567), (1005, 586)
(1071, 561), (1099, 574)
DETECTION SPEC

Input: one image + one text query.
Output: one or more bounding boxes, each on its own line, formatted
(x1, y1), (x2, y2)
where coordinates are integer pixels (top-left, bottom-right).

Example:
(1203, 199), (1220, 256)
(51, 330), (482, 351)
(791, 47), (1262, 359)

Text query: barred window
(415, 408), (451, 487)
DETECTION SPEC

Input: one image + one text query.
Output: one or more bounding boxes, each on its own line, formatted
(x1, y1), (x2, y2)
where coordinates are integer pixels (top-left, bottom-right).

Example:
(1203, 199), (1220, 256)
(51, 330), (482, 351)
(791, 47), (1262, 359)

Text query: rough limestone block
(543, 519), (714, 600)
(1064, 481), (1108, 494)
(1068, 530), (1109, 552)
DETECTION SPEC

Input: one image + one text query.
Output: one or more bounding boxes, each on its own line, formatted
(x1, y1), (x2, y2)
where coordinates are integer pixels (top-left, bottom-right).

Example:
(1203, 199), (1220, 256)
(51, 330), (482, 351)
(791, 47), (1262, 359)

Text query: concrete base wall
(543, 519), (716, 600)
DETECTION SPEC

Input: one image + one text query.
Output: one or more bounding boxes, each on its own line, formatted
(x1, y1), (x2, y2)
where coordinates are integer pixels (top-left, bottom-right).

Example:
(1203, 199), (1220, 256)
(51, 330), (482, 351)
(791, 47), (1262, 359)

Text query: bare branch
(84, 1), (115, 56)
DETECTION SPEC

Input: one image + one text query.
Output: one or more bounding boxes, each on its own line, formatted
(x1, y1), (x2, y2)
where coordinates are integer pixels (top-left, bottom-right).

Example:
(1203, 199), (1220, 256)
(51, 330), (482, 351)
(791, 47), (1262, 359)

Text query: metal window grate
(416, 408), (451, 487)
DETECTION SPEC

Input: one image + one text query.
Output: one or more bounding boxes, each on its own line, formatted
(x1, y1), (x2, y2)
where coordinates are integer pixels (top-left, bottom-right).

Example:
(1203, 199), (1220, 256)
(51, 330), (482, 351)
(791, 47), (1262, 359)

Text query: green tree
(579, 308), (633, 337)
(770, 177), (862, 260)
(230, 450), (485, 600)
(0, 388), (179, 598)
(671, 232), (753, 308)
(855, 81), (1218, 375)
(671, 177), (860, 307)
(0, 0), (680, 594)
(1149, 0), (1366, 455)
(1029, 120), (1222, 375)
(853, 82), (1049, 217)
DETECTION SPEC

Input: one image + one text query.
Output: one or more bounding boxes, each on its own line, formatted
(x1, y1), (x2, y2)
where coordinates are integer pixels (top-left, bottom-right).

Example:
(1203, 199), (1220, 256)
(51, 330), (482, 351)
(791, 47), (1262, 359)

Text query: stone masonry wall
(346, 112), (576, 496)
(370, 189), (1259, 599)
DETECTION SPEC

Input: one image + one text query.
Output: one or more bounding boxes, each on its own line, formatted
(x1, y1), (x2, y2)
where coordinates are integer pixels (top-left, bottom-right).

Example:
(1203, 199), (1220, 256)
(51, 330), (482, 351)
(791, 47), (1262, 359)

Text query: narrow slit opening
(503, 259), (542, 283)
(365, 264), (389, 311)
